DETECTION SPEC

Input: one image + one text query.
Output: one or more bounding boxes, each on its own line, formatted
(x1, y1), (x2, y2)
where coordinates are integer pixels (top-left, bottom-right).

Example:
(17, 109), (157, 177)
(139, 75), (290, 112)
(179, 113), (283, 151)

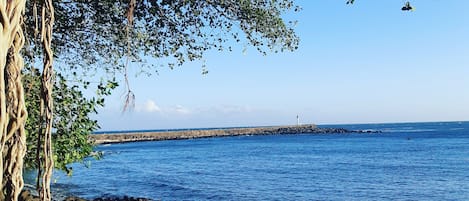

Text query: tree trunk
(39, 0), (54, 200)
(0, 1), (28, 200)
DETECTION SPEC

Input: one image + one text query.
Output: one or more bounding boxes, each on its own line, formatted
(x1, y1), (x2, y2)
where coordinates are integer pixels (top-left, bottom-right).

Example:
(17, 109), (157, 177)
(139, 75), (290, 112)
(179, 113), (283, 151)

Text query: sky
(94, 0), (469, 131)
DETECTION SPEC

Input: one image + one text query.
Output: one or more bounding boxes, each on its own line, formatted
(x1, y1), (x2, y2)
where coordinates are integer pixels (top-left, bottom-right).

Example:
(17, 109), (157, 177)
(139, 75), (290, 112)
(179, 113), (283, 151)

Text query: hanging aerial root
(122, 0), (136, 112)
(39, 0), (55, 200)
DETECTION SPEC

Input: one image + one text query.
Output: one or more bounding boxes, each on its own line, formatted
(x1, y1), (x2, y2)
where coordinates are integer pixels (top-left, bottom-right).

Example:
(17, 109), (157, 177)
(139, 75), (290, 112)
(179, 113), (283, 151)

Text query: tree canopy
(24, 0), (300, 82)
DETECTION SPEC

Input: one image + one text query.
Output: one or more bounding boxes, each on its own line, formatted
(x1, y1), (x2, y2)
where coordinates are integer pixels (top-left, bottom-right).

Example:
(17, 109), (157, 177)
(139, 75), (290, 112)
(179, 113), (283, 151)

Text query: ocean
(52, 122), (469, 200)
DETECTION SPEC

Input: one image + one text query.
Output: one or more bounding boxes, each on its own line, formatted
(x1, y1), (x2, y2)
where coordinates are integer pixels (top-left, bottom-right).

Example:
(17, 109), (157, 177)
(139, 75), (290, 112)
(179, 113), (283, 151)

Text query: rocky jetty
(91, 124), (380, 144)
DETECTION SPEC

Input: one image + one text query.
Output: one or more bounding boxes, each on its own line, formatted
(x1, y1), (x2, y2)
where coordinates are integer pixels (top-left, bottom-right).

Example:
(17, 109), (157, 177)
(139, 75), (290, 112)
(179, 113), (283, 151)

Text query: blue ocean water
(53, 122), (469, 200)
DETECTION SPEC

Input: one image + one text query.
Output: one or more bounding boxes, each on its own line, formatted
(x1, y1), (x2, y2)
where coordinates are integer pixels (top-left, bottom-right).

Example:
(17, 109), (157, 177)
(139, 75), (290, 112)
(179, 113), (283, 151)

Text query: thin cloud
(136, 100), (161, 113)
(217, 105), (253, 114)
(173, 105), (191, 115)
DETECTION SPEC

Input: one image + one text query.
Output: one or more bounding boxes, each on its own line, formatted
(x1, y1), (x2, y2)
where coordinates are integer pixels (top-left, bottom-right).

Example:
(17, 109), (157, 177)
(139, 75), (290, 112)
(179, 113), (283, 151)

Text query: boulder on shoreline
(65, 196), (151, 201)
(18, 190), (152, 201)
(19, 190), (38, 201)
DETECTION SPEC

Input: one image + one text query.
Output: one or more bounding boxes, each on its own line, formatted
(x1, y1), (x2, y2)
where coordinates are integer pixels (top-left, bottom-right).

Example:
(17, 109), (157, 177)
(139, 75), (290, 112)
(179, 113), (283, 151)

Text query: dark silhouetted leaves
(23, 66), (109, 174)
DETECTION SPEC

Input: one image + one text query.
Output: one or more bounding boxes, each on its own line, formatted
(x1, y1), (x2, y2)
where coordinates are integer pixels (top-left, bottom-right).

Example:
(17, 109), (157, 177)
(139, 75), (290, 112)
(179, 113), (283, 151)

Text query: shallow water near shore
(53, 122), (469, 200)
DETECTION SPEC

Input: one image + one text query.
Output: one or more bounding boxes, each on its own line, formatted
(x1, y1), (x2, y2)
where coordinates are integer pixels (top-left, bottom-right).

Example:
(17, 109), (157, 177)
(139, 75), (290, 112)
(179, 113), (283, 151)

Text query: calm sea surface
(52, 122), (469, 200)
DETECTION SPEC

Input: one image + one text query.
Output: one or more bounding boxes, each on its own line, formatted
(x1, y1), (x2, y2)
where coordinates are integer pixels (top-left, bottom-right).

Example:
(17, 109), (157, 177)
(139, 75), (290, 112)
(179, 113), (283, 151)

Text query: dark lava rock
(92, 196), (151, 201)
(62, 195), (152, 201)
(19, 190), (40, 201)
(64, 196), (88, 201)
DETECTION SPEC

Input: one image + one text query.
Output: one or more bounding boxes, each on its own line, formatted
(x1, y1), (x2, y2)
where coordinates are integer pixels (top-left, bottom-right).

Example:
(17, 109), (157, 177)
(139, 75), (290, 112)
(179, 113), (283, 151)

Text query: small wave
(383, 129), (436, 133)
(401, 127), (414, 129)
(449, 128), (464, 131)
(361, 129), (379, 132)
(100, 150), (122, 156)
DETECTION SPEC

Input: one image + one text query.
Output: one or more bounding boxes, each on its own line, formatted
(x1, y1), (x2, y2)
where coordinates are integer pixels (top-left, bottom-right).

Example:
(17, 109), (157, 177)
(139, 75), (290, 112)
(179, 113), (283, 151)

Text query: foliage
(15, 0), (300, 199)
(18, 0), (300, 187)
(346, 0), (414, 11)
(23, 67), (41, 171)
(23, 0), (300, 82)
(23, 66), (115, 175)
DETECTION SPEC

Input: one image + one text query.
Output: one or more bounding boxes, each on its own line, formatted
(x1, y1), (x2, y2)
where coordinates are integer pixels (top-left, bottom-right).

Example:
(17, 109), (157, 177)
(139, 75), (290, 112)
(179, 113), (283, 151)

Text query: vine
(123, 0), (136, 112)
(38, 0), (55, 200)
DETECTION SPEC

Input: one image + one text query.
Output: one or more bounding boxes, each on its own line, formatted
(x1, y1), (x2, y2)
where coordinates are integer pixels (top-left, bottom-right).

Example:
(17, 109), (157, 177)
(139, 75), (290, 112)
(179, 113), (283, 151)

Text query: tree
(23, 66), (112, 181)
(2, 0), (301, 200)
(0, 1), (28, 200)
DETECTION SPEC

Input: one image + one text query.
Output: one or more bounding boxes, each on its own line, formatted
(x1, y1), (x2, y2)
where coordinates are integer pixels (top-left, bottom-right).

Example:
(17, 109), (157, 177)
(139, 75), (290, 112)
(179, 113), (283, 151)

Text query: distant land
(91, 124), (380, 144)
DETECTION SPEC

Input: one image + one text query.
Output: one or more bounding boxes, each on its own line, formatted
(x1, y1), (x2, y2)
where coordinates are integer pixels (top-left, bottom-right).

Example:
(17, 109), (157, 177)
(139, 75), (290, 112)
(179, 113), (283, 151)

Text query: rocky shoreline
(64, 196), (151, 201)
(91, 124), (381, 144)
(19, 189), (152, 201)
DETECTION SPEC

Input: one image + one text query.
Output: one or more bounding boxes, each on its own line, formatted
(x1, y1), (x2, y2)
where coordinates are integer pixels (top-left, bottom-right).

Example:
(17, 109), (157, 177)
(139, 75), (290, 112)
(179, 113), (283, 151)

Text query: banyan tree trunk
(0, 0), (28, 200)
(39, 0), (55, 200)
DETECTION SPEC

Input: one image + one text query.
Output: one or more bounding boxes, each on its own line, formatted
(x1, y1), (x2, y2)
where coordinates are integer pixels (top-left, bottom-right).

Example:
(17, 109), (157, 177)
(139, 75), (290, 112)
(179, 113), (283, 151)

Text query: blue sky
(95, 0), (469, 131)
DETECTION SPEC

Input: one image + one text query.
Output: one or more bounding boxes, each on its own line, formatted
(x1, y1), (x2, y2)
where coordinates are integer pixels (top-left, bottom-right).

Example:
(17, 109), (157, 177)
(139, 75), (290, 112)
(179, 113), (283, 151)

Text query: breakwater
(91, 124), (380, 144)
